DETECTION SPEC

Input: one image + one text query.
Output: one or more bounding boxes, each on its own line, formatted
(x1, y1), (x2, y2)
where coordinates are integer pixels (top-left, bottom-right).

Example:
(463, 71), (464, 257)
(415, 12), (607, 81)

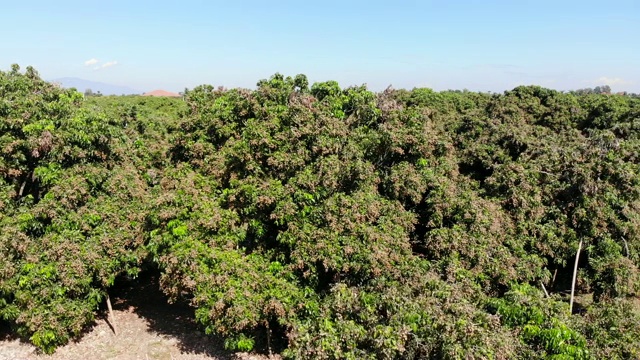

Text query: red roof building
(142, 90), (181, 97)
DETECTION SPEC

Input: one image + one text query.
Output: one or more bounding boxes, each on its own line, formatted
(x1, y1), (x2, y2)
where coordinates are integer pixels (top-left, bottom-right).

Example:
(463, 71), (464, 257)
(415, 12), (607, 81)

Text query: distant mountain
(50, 77), (141, 96)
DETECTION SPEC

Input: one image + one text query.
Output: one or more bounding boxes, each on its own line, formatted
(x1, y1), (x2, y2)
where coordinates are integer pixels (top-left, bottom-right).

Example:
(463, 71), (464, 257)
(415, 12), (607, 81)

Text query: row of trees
(1, 65), (639, 358)
(83, 89), (103, 97)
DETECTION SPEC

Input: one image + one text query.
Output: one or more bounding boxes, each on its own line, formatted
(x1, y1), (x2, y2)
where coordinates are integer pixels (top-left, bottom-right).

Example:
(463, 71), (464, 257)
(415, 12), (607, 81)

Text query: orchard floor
(0, 274), (279, 360)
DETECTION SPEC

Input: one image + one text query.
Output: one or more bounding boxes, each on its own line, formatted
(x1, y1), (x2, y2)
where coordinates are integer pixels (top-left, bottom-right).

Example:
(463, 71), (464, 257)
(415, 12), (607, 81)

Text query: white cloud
(84, 58), (99, 66)
(595, 76), (632, 86)
(93, 61), (119, 71)
(100, 61), (118, 69)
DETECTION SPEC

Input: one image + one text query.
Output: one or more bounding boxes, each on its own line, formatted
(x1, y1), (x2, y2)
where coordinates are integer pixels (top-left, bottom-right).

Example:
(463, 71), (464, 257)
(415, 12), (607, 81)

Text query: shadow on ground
(108, 271), (233, 359)
(0, 271), (278, 359)
(0, 322), (18, 342)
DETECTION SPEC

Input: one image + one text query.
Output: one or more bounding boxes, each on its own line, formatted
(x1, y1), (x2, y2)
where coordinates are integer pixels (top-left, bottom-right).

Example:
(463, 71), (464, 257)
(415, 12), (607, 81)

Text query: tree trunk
(106, 294), (117, 335)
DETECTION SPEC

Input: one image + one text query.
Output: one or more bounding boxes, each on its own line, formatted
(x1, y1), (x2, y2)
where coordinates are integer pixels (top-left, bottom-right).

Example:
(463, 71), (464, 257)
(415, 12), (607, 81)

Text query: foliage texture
(1, 67), (639, 358)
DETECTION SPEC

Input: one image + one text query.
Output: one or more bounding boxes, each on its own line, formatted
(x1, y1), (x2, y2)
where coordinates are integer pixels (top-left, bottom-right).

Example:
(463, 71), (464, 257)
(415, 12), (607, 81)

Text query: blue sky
(1, 1), (638, 93)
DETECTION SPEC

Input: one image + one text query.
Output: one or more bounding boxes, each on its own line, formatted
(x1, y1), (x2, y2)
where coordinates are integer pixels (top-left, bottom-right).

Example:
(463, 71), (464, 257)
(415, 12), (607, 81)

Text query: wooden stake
(569, 240), (582, 315)
(622, 237), (630, 257)
(266, 322), (272, 356)
(540, 280), (550, 298)
(18, 181), (26, 197)
(106, 294), (117, 335)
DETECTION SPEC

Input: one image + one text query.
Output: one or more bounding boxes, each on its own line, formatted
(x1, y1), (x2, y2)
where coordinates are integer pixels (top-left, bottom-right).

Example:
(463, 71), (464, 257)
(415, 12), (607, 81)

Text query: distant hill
(50, 77), (141, 96)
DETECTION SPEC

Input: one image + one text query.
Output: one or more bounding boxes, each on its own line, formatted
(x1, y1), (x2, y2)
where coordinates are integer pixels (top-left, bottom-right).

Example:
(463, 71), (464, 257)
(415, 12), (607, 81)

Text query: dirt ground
(0, 274), (279, 360)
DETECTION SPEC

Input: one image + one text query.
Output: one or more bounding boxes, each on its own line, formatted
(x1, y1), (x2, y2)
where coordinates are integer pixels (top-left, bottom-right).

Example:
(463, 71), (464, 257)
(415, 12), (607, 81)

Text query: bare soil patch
(0, 274), (278, 360)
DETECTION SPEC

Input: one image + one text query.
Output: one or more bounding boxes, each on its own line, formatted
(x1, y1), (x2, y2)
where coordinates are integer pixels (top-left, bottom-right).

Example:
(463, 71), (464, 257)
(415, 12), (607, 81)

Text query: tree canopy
(1, 66), (639, 358)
